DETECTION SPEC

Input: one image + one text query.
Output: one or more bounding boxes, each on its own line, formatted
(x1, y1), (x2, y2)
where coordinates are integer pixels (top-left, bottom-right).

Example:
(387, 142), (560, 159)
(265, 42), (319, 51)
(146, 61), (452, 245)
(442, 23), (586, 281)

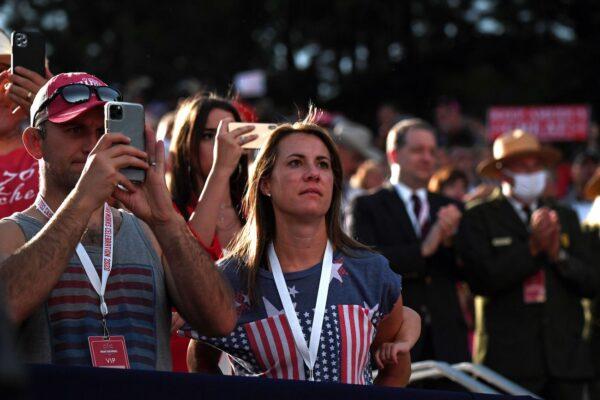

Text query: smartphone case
(11, 31), (45, 76)
(104, 102), (146, 183)
(228, 122), (278, 149)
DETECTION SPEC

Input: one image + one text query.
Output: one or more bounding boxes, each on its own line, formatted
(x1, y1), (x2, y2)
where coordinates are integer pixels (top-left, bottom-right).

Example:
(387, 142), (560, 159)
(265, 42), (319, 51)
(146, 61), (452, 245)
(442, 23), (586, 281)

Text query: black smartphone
(104, 101), (146, 183)
(11, 31), (45, 76)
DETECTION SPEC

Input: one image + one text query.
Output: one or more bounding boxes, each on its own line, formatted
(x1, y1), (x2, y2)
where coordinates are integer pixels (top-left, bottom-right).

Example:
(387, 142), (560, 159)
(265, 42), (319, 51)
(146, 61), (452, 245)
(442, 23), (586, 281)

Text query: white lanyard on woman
(268, 241), (333, 381)
(35, 196), (114, 335)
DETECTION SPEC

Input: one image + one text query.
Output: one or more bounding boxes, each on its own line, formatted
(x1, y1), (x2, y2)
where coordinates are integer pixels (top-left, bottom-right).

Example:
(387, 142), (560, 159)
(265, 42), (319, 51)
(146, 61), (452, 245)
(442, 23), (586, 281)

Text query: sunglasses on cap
(34, 83), (122, 125)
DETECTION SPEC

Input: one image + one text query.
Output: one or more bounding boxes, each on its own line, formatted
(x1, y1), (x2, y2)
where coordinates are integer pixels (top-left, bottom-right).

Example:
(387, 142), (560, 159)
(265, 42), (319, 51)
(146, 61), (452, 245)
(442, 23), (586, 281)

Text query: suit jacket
(456, 191), (597, 381)
(583, 225), (600, 379)
(347, 184), (469, 363)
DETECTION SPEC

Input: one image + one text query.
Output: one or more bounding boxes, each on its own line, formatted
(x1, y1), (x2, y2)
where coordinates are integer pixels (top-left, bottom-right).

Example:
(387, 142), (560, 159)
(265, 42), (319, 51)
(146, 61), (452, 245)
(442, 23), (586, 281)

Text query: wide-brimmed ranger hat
(585, 168), (600, 200)
(477, 129), (561, 179)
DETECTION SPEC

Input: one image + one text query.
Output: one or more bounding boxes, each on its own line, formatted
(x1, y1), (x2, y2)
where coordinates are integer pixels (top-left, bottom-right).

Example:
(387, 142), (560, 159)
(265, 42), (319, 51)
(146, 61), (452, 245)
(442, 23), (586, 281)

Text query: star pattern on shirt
(193, 323), (259, 376)
(288, 286), (300, 297)
(330, 259), (348, 284)
(298, 307), (341, 382)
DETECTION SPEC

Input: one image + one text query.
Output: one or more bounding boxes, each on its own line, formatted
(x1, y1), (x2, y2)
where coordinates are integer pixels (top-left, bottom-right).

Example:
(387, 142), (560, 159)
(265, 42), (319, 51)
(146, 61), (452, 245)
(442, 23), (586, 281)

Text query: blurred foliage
(3, 0), (600, 124)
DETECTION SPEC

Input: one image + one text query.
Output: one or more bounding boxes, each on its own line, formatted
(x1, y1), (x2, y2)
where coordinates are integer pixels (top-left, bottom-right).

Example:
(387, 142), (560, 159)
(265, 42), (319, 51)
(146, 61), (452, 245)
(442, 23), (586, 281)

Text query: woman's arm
(372, 297), (420, 387)
(187, 118), (256, 245)
(187, 339), (223, 374)
(374, 306), (420, 369)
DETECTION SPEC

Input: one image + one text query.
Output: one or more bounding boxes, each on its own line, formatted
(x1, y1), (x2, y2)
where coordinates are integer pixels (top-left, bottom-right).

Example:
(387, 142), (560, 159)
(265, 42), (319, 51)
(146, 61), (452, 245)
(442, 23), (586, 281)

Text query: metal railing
(409, 360), (541, 398)
(410, 361), (499, 394)
(452, 362), (540, 398)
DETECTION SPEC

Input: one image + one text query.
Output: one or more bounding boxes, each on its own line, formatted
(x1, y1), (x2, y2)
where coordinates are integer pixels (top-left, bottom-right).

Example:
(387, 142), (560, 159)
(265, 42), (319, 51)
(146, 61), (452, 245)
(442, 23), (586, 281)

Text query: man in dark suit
(347, 118), (469, 364)
(456, 129), (597, 400)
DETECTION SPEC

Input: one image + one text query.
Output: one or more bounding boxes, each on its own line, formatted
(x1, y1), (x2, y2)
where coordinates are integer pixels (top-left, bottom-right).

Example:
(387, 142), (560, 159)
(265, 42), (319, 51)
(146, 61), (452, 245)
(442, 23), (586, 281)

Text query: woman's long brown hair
(224, 110), (370, 302)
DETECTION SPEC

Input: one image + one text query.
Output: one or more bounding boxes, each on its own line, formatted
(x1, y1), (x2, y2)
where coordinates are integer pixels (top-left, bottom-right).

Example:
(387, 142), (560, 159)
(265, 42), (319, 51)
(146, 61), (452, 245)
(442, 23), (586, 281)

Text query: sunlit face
(262, 133), (334, 220)
(41, 107), (105, 191)
(197, 108), (235, 179)
(396, 128), (437, 187)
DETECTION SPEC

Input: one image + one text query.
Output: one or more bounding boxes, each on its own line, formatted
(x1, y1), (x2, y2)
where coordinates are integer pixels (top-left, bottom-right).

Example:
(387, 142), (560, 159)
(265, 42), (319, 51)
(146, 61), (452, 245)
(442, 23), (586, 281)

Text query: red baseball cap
(30, 72), (110, 127)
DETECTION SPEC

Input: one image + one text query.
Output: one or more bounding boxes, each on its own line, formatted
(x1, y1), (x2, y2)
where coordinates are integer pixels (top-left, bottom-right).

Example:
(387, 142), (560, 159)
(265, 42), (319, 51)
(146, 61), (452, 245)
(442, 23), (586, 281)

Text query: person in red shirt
(0, 29), (49, 218)
(167, 93), (257, 371)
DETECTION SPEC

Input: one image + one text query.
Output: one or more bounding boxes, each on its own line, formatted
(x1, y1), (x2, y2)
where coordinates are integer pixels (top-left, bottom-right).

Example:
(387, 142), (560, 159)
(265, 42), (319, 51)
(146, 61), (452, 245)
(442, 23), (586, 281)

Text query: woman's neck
(272, 215), (328, 273)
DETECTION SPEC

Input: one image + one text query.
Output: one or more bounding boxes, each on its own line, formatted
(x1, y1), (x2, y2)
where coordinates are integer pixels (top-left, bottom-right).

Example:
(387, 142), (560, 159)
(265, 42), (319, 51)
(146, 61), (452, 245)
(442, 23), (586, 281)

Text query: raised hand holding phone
(104, 102), (146, 183)
(215, 118), (257, 173)
(5, 31), (51, 114)
(228, 122), (277, 150)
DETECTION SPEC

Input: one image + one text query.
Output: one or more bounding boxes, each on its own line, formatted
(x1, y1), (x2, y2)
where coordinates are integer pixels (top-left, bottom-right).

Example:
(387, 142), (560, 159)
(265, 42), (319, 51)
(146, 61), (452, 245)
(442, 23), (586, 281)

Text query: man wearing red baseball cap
(0, 72), (237, 370)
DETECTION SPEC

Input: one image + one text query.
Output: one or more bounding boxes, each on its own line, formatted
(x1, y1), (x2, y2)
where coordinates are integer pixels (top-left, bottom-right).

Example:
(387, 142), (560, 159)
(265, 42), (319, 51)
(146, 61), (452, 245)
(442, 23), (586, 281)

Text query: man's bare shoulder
(0, 217), (27, 259)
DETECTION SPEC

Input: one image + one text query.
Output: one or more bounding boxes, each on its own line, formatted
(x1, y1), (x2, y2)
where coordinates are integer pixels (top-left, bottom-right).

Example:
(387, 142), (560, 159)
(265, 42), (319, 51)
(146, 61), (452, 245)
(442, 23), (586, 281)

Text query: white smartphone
(228, 122), (278, 149)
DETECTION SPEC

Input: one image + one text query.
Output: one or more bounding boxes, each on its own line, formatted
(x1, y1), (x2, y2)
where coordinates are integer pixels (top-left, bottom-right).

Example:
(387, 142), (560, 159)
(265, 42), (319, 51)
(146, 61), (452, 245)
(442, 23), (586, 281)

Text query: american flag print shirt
(181, 249), (401, 384)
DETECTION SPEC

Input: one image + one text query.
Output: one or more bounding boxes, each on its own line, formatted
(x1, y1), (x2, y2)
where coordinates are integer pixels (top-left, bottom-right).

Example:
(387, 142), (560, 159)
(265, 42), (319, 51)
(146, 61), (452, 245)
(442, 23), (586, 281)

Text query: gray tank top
(4, 210), (172, 371)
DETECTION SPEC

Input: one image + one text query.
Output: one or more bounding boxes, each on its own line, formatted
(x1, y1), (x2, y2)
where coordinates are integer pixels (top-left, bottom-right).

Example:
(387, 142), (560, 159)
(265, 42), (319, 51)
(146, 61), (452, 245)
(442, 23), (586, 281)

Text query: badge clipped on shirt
(88, 336), (130, 369)
(523, 270), (546, 304)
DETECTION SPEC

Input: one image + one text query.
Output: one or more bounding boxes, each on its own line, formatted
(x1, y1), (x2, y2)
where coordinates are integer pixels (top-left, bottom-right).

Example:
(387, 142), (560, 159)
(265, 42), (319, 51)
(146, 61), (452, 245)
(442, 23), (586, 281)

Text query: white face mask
(505, 170), (547, 202)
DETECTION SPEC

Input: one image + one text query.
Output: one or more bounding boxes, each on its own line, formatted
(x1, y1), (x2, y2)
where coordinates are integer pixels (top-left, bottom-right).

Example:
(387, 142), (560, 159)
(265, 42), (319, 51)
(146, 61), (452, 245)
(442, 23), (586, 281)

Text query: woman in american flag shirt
(182, 113), (420, 387)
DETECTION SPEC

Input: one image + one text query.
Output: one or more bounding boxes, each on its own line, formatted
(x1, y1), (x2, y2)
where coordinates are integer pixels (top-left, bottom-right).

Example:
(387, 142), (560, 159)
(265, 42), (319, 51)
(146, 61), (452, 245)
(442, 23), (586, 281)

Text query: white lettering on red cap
(78, 77), (104, 86)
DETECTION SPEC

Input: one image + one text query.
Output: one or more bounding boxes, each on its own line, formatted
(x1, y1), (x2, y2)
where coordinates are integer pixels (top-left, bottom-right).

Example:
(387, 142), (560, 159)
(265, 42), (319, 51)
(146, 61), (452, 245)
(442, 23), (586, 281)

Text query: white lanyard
(34, 196), (114, 322)
(268, 241), (333, 381)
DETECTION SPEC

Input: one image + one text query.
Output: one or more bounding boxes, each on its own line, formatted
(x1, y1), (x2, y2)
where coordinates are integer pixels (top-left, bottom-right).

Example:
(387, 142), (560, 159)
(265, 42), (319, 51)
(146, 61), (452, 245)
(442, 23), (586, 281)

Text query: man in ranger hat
(456, 129), (597, 400)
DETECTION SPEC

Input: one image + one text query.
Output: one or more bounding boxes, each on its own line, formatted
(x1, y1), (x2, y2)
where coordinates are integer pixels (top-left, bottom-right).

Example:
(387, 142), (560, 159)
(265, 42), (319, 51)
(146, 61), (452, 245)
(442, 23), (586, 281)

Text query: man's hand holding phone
(72, 133), (148, 213)
(112, 126), (179, 228)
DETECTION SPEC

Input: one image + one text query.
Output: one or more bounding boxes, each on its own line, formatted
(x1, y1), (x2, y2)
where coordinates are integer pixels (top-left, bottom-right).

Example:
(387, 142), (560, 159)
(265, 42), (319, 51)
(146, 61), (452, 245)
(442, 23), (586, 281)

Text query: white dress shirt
(502, 185), (538, 224)
(393, 181), (428, 236)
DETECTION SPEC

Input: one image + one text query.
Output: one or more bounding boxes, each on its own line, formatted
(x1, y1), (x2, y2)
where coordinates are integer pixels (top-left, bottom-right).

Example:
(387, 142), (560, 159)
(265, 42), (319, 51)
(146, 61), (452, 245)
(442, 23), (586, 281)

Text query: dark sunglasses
(34, 83), (122, 124)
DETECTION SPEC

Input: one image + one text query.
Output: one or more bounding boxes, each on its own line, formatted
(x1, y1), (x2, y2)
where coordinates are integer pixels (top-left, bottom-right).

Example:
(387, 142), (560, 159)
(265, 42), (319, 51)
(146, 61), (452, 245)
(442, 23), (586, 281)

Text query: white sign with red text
(487, 105), (590, 142)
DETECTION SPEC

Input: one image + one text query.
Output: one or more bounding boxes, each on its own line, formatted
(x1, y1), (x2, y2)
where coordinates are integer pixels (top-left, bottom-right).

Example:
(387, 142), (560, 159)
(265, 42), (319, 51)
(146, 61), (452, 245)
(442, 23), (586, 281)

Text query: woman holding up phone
(183, 112), (419, 386)
(168, 93), (257, 372)
(169, 93), (257, 258)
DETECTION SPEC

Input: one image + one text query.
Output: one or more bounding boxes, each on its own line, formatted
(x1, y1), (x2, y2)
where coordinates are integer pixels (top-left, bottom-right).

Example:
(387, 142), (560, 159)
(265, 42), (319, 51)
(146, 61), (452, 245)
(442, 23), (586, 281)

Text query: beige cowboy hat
(477, 129), (561, 179)
(584, 168), (600, 200)
(0, 29), (10, 65)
